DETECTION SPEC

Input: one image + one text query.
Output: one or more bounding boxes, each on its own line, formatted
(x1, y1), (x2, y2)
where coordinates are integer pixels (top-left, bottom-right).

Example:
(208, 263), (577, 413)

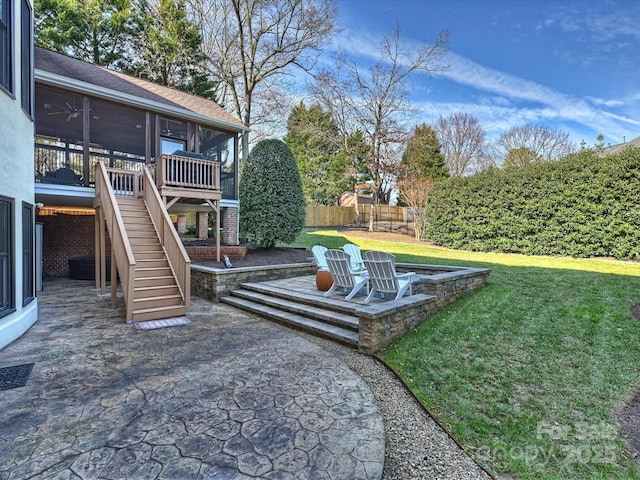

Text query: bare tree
(492, 124), (575, 166)
(396, 174), (434, 241)
(311, 25), (449, 230)
(435, 112), (487, 176)
(186, 0), (337, 155)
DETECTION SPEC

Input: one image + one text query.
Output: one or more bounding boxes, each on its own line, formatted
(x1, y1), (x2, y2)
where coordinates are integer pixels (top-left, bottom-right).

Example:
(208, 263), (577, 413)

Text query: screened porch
(34, 85), (239, 199)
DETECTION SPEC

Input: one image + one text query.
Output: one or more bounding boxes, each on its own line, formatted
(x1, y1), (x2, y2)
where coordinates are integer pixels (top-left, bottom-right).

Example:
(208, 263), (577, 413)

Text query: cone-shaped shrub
(239, 139), (306, 248)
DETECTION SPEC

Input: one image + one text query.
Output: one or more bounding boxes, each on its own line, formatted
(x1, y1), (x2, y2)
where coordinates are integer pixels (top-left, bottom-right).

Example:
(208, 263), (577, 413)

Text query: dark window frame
(0, 195), (15, 317)
(22, 202), (34, 306)
(20, 0), (32, 117)
(0, 0), (12, 95)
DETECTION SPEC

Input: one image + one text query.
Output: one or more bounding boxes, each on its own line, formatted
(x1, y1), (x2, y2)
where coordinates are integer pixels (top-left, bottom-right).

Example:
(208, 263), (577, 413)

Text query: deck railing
(157, 154), (220, 190)
(95, 162), (136, 321)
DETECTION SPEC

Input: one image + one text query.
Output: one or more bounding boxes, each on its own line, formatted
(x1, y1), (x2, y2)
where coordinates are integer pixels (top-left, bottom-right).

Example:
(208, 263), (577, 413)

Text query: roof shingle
(35, 47), (245, 131)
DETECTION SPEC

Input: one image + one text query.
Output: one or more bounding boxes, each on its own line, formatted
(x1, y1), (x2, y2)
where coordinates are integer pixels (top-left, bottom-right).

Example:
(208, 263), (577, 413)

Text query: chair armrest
(396, 272), (416, 279)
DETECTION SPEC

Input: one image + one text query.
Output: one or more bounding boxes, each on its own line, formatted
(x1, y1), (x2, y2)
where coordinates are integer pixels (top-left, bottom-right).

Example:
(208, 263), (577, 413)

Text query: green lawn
(290, 229), (640, 479)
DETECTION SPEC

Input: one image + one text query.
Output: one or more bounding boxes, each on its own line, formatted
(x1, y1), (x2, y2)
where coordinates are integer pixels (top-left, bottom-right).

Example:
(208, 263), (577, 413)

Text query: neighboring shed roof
(35, 47), (247, 132)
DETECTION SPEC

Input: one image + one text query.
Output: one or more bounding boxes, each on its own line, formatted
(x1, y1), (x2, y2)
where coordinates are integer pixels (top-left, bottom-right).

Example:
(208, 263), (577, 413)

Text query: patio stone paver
(0, 278), (384, 480)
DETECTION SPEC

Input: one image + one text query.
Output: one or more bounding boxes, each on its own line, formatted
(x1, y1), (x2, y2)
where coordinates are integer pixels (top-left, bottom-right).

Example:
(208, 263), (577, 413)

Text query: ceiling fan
(43, 98), (90, 122)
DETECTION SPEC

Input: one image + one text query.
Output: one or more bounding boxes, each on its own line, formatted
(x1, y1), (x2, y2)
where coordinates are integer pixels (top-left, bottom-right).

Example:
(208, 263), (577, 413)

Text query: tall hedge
(239, 139), (306, 248)
(425, 147), (640, 260)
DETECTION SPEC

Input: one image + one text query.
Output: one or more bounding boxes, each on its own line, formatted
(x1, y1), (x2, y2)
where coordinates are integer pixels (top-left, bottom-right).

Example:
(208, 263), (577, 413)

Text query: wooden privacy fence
(305, 205), (410, 227)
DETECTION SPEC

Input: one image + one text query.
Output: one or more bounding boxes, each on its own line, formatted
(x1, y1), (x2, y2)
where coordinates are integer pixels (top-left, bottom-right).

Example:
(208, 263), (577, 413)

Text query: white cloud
(319, 23), (637, 144)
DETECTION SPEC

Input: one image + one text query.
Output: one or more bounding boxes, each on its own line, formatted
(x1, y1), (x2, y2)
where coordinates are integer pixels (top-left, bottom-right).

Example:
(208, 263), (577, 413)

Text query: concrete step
(222, 295), (358, 347)
(230, 288), (359, 332)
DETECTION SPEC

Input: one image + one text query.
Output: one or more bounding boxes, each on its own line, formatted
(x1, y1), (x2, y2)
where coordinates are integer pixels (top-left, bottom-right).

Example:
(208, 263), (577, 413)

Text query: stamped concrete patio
(0, 279), (384, 479)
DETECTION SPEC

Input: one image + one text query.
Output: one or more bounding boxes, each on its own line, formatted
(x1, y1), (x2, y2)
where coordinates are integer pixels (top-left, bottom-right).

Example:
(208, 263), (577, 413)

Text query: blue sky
(323, 0), (640, 146)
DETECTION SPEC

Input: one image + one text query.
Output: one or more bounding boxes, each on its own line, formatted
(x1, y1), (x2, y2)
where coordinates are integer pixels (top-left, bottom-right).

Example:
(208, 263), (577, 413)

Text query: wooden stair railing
(142, 165), (191, 311)
(94, 162), (137, 321)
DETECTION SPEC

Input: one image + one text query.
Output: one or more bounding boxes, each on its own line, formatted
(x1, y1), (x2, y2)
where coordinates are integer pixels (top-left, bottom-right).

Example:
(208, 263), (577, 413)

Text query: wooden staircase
(118, 197), (187, 322)
(94, 162), (191, 324)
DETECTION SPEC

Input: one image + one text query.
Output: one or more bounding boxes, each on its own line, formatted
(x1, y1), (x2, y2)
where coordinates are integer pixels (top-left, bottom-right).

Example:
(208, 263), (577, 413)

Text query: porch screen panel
(90, 98), (146, 178)
(199, 127), (237, 200)
(35, 86), (85, 181)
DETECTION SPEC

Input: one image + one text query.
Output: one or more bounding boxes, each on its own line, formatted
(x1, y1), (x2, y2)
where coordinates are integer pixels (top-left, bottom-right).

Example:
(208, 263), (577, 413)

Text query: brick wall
(223, 207), (238, 245)
(38, 214), (110, 277)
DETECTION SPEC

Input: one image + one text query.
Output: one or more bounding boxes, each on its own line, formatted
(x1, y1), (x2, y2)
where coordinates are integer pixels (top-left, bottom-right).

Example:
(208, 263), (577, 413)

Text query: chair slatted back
(343, 243), (365, 270)
(312, 245), (328, 270)
(325, 249), (356, 288)
(363, 250), (396, 268)
(363, 259), (399, 294)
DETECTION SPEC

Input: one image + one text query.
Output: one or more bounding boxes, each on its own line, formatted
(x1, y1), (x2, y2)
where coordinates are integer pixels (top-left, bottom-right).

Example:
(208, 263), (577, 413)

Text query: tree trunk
(368, 203), (375, 232)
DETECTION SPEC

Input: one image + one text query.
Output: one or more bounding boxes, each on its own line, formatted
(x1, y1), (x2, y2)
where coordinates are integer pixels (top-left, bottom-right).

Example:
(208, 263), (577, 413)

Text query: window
(160, 117), (187, 154)
(0, 0), (12, 93)
(21, 0), (32, 115)
(0, 196), (14, 316)
(22, 202), (33, 305)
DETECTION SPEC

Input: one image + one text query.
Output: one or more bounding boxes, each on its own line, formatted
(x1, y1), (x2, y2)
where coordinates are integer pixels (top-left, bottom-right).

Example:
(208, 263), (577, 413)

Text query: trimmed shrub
(425, 147), (640, 260)
(239, 139), (306, 248)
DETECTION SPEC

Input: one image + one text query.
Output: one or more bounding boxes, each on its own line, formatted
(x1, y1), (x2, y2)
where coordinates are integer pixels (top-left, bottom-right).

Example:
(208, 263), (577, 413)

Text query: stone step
(222, 295), (359, 347)
(239, 282), (362, 316)
(230, 288), (359, 332)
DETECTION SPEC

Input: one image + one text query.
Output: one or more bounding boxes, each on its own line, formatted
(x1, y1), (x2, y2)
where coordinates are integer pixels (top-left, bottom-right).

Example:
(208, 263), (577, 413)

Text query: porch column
(223, 207), (239, 245)
(196, 212), (208, 240)
(176, 215), (187, 234)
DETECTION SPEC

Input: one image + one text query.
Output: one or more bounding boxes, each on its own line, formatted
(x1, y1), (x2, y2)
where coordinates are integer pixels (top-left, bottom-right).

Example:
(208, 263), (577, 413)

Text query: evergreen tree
(35, 0), (138, 68)
(127, 0), (215, 99)
(239, 140), (306, 248)
(400, 123), (449, 180)
(284, 102), (350, 205)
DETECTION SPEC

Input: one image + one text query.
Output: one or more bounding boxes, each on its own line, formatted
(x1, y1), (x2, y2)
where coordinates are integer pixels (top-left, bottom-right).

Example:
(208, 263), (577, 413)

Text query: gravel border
(284, 329), (495, 480)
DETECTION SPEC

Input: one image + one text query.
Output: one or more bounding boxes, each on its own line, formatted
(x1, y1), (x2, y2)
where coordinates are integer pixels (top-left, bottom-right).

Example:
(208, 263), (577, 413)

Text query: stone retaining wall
(192, 263), (317, 302)
(185, 245), (248, 261)
(356, 295), (440, 354)
(191, 262), (490, 354)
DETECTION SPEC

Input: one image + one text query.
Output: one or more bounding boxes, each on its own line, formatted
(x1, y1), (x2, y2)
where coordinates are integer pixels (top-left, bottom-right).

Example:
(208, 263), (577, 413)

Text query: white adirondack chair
(312, 245), (329, 271)
(362, 250), (415, 303)
(324, 249), (369, 301)
(342, 243), (366, 272)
